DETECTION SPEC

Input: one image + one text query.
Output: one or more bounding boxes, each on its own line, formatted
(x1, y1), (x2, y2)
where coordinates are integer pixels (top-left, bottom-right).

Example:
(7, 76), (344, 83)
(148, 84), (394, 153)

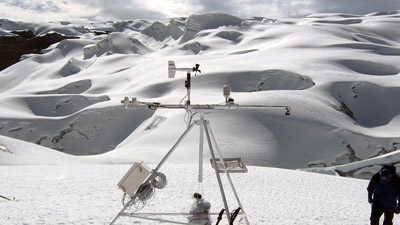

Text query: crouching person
(188, 193), (211, 225)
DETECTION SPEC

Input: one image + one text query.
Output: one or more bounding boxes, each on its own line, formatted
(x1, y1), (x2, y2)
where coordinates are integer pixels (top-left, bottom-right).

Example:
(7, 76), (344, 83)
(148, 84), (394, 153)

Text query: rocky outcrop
(0, 30), (78, 71)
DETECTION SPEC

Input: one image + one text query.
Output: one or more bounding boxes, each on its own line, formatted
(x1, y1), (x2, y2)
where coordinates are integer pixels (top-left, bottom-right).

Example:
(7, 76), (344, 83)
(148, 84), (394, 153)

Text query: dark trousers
(371, 203), (394, 225)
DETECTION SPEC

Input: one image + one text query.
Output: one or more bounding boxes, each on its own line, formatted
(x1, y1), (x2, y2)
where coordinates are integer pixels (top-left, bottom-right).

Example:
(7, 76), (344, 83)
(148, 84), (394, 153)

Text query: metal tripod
(110, 60), (290, 224)
(110, 113), (250, 225)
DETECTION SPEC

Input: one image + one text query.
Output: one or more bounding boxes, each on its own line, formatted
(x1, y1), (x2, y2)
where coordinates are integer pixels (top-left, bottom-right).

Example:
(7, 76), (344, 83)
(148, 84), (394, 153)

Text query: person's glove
(368, 192), (373, 204)
(395, 206), (400, 214)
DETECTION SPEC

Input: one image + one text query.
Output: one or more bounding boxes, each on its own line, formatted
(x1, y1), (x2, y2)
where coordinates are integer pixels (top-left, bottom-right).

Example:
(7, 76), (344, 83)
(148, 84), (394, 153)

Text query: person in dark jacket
(367, 165), (400, 225)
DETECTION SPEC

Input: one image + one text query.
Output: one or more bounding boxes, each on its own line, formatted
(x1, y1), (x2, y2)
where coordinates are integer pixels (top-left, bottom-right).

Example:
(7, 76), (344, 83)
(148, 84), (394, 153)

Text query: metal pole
(0, 195), (13, 201)
(198, 114), (204, 184)
(226, 172), (250, 224)
(207, 124), (250, 225)
(122, 214), (191, 224)
(186, 72), (191, 105)
(203, 120), (232, 224)
(153, 122), (195, 172)
(110, 209), (124, 225)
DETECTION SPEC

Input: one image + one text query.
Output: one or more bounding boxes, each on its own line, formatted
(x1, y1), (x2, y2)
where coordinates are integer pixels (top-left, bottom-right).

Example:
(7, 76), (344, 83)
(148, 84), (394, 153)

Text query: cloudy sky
(1, 0), (400, 22)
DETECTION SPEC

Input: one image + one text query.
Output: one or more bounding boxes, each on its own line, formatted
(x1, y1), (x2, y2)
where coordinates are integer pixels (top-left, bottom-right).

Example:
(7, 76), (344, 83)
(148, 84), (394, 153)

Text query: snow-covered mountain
(1, 11), (400, 177)
(2, 11), (400, 225)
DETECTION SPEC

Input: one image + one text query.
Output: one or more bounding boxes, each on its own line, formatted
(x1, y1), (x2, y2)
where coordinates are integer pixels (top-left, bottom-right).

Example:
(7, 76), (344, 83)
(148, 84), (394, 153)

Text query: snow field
(0, 164), (377, 225)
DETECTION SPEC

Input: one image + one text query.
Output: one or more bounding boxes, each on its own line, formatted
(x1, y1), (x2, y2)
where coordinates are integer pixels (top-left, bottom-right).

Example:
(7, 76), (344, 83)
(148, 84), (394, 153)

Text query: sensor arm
(121, 97), (291, 114)
(123, 61), (291, 114)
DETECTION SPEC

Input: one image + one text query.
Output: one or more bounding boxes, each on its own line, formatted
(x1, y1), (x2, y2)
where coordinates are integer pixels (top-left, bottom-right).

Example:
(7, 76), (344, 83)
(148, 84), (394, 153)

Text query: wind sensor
(168, 60), (200, 105)
(112, 61), (291, 225)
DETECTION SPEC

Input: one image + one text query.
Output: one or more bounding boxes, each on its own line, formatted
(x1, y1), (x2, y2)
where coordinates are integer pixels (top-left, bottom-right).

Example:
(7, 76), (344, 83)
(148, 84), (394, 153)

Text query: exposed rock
(0, 30), (78, 71)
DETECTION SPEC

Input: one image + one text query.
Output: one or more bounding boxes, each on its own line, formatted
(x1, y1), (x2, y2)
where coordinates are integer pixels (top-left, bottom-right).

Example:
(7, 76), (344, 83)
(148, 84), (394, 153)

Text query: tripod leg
(0, 195), (12, 201)
(153, 122), (195, 172)
(198, 114), (204, 184)
(203, 120), (232, 224)
(207, 124), (250, 225)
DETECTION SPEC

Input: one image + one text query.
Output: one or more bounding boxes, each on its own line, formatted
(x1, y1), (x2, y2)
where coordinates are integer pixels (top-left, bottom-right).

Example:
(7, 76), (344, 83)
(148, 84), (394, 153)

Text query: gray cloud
(70, 0), (167, 20)
(194, 0), (237, 13)
(193, 0), (400, 18)
(0, 0), (100, 22)
(185, 0), (315, 18)
(311, 0), (400, 15)
(2, 0), (60, 12)
(0, 0), (399, 22)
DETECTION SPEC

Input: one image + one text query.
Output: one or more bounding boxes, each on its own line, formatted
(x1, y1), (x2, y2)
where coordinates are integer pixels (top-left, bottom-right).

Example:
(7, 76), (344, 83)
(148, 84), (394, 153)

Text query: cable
(197, 182), (204, 196)
(179, 94), (188, 106)
(122, 172), (168, 212)
(178, 93), (193, 125)
(151, 172), (168, 189)
(137, 183), (155, 202)
(184, 108), (193, 125)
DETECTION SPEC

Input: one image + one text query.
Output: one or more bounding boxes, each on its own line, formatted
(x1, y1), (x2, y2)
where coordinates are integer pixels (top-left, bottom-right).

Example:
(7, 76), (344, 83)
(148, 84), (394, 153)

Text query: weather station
(110, 61), (291, 225)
